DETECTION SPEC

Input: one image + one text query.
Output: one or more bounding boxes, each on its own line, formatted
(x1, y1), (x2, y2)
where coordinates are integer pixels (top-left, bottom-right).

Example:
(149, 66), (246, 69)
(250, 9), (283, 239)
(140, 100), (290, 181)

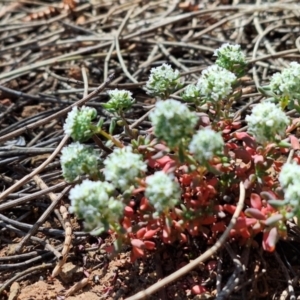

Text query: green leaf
(109, 118), (117, 135)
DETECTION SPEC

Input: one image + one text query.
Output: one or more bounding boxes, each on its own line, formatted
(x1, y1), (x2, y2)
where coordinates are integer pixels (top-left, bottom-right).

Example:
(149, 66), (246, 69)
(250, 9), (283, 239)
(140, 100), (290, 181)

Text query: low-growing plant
(60, 43), (300, 261)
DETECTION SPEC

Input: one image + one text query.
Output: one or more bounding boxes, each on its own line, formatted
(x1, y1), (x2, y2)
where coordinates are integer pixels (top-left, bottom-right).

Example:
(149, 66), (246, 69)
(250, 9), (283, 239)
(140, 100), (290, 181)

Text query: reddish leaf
(201, 215), (216, 225)
(140, 197), (150, 211)
(235, 217), (257, 230)
(223, 204), (237, 214)
(131, 239), (145, 249)
(163, 227), (170, 239)
(206, 260), (217, 271)
(155, 156), (174, 168)
(226, 142), (239, 149)
(239, 227), (251, 238)
(144, 240), (156, 250)
(122, 216), (131, 230)
(131, 246), (144, 260)
(223, 204), (245, 217)
(143, 229), (158, 239)
(253, 154), (264, 164)
(233, 148), (252, 163)
(180, 233), (187, 243)
(232, 121), (241, 129)
(290, 135), (300, 150)
(180, 174), (192, 185)
(263, 227), (278, 252)
(136, 228), (146, 239)
(124, 206), (134, 217)
(211, 222), (226, 233)
(223, 128), (231, 134)
(250, 193), (262, 210)
(191, 285), (207, 295)
(234, 132), (257, 148)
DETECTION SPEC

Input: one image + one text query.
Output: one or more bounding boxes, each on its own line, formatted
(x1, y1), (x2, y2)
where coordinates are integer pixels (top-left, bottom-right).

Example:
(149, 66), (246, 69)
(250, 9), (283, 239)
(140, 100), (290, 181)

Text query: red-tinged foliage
(180, 233), (188, 243)
(180, 173), (193, 185)
(112, 125), (294, 260)
(136, 228), (146, 239)
(147, 155), (175, 170)
(131, 239), (145, 249)
(124, 206), (134, 217)
(144, 240), (156, 250)
(234, 132), (257, 148)
(263, 227), (279, 252)
(223, 204), (245, 217)
(206, 260), (217, 271)
(201, 215), (217, 225)
(250, 193), (262, 209)
(131, 246), (144, 261)
(140, 197), (151, 211)
(122, 216), (131, 230)
(211, 221), (226, 233)
(191, 285), (207, 295)
(143, 229), (158, 239)
(290, 134), (300, 150)
(235, 217), (257, 229)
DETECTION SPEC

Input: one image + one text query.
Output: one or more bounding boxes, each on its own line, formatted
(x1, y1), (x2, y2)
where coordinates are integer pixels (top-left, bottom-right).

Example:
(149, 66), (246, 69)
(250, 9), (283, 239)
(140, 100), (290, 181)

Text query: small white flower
(270, 62), (300, 99)
(245, 102), (289, 144)
(197, 65), (236, 102)
(145, 171), (180, 213)
(214, 43), (246, 67)
(181, 84), (201, 102)
(279, 162), (300, 214)
(103, 146), (147, 190)
(189, 128), (224, 163)
(104, 89), (134, 112)
(279, 162), (300, 189)
(60, 142), (100, 182)
(63, 106), (97, 142)
(146, 64), (182, 98)
(107, 89), (133, 99)
(284, 184), (300, 207)
(149, 99), (198, 148)
(69, 179), (123, 231)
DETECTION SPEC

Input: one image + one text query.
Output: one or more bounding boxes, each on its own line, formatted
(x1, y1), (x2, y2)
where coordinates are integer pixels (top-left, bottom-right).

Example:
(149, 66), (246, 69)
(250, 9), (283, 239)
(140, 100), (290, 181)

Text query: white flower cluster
(103, 146), (147, 190)
(181, 84), (200, 102)
(146, 64), (182, 98)
(145, 171), (180, 214)
(60, 142), (99, 182)
(279, 163), (300, 216)
(149, 99), (198, 148)
(63, 106), (97, 142)
(69, 179), (124, 231)
(214, 43), (246, 70)
(189, 128), (224, 164)
(104, 89), (135, 113)
(245, 102), (289, 144)
(270, 62), (300, 100)
(197, 65), (236, 102)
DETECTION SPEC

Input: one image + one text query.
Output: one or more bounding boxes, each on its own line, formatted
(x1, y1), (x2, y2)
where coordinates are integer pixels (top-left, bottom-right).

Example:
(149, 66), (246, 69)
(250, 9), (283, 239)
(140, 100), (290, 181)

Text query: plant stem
(97, 129), (123, 148)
